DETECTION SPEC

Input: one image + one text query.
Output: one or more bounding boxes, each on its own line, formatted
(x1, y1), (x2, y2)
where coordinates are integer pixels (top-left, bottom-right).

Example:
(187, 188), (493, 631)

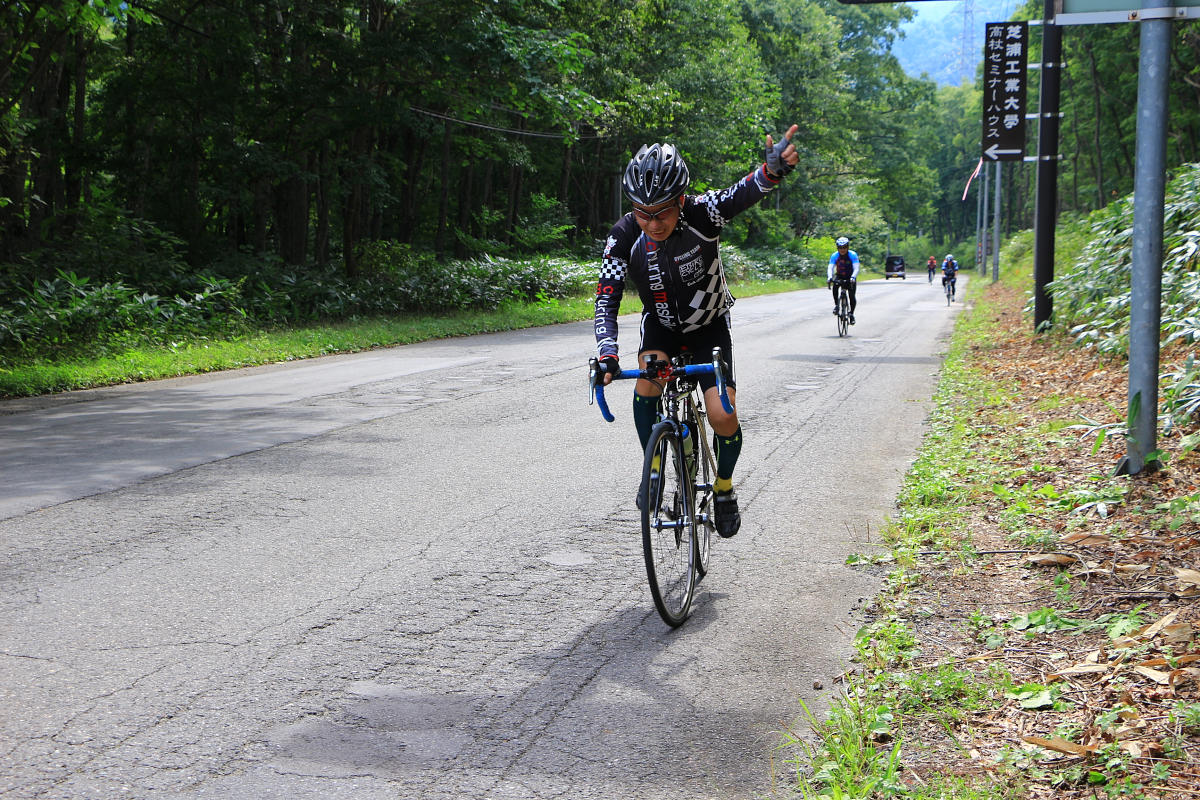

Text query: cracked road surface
(1, 278), (963, 799)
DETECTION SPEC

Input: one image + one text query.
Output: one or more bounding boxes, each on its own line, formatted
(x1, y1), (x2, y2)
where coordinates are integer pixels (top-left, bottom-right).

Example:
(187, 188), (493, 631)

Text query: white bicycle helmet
(835, 236), (850, 247)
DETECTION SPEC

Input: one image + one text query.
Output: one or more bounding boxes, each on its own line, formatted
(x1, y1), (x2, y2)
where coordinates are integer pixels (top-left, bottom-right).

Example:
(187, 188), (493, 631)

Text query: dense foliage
(1033, 162), (1200, 429)
(1, 1), (937, 271)
(1046, 163), (1200, 354)
(3, 0), (1200, 364)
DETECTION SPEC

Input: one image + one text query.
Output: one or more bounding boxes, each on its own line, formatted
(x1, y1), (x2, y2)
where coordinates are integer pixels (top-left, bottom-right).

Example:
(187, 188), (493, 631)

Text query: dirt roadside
(847, 277), (1200, 798)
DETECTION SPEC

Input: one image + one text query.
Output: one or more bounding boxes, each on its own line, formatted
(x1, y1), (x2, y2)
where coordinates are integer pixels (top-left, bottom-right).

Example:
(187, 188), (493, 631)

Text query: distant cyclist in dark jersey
(592, 126), (800, 538)
(827, 236), (860, 324)
(941, 253), (959, 300)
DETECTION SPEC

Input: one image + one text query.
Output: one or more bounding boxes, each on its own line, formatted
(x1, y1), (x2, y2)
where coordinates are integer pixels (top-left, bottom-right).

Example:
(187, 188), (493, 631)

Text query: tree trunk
(1086, 44), (1107, 208)
(455, 157), (473, 258)
(560, 142), (573, 202)
(398, 130), (425, 243)
(504, 163), (523, 247)
(253, 178), (270, 255)
(434, 119), (451, 255)
(64, 32), (87, 222)
(275, 168), (309, 267)
(28, 51), (66, 246)
(315, 143), (331, 266)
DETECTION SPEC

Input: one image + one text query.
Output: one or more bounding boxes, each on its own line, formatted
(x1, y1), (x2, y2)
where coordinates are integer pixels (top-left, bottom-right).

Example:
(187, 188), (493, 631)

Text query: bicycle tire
(837, 289), (849, 337)
(640, 421), (696, 627)
(688, 407), (713, 579)
(945, 282), (952, 305)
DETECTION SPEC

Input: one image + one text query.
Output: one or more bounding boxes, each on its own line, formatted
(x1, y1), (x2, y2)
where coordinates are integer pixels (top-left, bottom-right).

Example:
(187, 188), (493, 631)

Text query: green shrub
(1041, 162), (1200, 426)
(0, 269), (248, 362)
(722, 243), (818, 282)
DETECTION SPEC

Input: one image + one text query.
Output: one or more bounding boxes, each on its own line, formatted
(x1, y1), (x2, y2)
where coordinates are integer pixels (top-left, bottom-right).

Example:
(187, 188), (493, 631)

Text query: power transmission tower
(960, 0), (977, 85)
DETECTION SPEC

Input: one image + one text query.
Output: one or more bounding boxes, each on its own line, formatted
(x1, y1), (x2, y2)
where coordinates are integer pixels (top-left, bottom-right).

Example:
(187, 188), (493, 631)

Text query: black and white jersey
(594, 164), (780, 359)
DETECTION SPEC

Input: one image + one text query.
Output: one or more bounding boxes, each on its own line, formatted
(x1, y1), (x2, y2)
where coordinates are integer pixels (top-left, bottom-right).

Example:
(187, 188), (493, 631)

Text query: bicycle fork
(684, 414), (716, 531)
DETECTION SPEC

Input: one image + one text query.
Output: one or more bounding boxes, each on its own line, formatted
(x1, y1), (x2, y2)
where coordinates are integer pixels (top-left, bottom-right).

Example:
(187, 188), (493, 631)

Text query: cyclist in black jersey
(592, 126), (799, 538)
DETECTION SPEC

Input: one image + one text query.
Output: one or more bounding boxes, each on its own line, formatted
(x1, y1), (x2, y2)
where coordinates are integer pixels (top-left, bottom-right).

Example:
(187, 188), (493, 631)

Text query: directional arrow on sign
(984, 143), (1024, 160)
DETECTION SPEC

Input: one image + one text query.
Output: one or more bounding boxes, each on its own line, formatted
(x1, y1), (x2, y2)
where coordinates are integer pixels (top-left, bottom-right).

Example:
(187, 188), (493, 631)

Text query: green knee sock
(632, 392), (660, 451)
(713, 426), (743, 487)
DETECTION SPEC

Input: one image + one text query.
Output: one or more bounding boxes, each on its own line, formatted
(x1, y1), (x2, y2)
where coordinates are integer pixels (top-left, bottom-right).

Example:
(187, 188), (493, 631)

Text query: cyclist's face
(632, 196), (683, 241)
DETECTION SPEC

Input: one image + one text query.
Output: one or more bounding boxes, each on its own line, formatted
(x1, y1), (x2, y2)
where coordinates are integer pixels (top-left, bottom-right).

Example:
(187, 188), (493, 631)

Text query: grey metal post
(975, 165), (984, 273)
(1117, 13), (1172, 475)
(980, 165), (990, 275)
(1032, 0), (1062, 328)
(992, 161), (1002, 282)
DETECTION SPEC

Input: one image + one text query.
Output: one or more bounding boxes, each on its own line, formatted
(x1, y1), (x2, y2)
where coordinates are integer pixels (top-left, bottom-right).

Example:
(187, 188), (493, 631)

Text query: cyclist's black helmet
(622, 143), (690, 206)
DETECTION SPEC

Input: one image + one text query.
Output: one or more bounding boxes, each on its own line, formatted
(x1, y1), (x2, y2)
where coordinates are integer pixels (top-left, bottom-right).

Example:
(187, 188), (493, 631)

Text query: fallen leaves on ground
(866, 281), (1200, 797)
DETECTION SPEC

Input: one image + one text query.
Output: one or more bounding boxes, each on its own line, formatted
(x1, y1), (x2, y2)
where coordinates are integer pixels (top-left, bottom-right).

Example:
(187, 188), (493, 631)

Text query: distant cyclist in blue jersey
(941, 253), (959, 301)
(591, 126), (800, 538)
(827, 236), (860, 325)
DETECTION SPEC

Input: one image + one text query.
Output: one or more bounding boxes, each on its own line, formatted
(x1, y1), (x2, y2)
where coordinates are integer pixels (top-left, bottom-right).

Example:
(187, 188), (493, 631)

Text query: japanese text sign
(981, 21), (1029, 161)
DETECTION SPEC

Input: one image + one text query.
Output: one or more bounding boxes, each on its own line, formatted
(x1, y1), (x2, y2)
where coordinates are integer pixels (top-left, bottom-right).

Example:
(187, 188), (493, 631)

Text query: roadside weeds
(784, 265), (1200, 799)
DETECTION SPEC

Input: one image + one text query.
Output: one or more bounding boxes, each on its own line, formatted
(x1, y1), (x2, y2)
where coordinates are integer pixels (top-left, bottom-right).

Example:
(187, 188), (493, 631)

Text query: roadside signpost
(979, 22), (1027, 283)
(1053, 0), (1195, 475)
(839, 0), (1194, 475)
(981, 22), (1029, 163)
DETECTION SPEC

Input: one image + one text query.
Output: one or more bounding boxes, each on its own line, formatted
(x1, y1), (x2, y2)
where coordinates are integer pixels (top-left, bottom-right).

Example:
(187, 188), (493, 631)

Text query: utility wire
(409, 106), (610, 140)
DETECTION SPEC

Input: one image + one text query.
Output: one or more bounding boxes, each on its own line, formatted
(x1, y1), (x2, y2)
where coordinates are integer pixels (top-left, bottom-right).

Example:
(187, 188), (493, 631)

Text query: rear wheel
(640, 422), (696, 627)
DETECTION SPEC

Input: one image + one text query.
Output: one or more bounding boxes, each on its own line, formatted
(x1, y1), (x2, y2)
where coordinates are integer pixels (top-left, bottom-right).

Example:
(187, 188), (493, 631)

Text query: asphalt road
(0, 275), (964, 799)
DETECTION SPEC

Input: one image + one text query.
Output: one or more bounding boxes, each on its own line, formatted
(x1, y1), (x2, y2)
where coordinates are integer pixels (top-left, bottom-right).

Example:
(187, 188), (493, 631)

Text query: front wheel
(837, 290), (849, 337)
(640, 422), (696, 627)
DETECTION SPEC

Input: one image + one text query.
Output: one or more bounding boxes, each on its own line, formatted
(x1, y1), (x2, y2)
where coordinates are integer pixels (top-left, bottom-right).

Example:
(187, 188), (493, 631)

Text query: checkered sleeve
(594, 228), (630, 359)
(694, 164), (776, 233)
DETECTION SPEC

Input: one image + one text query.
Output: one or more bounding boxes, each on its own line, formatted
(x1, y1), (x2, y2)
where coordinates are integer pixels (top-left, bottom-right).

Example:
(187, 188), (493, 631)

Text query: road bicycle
(589, 348), (733, 627)
(944, 276), (956, 305)
(832, 279), (851, 337)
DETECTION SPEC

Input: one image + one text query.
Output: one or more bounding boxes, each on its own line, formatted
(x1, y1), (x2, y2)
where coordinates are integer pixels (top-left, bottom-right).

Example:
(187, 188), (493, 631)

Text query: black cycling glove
(765, 135), (795, 178)
(592, 355), (620, 384)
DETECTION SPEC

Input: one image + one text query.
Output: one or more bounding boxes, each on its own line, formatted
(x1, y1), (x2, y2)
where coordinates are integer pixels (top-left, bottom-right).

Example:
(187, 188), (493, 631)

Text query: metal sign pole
(975, 171), (984, 273)
(980, 166), (990, 275)
(1117, 8), (1173, 476)
(992, 161), (1002, 282)
(1032, 0), (1062, 328)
